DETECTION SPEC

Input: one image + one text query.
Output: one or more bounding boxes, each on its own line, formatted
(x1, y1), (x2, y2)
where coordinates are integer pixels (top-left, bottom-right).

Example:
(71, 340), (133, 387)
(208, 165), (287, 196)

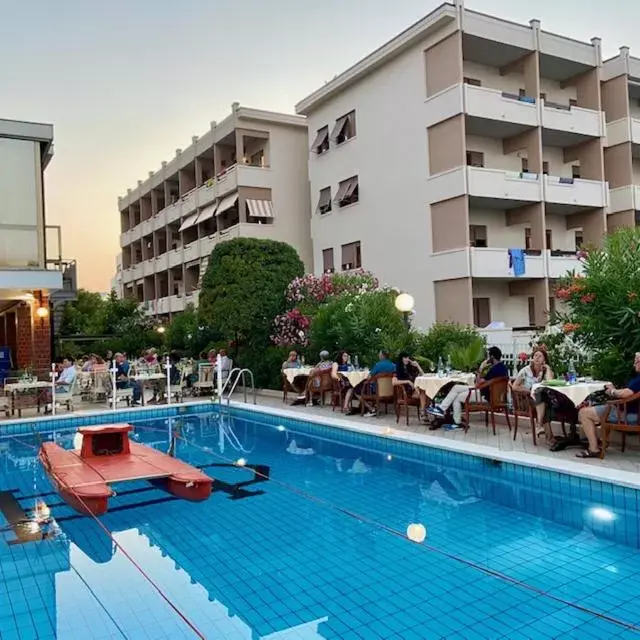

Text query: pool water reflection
(1, 411), (640, 639)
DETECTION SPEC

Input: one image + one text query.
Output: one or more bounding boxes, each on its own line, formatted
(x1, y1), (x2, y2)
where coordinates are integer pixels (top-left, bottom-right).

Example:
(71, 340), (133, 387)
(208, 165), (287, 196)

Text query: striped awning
(215, 193), (239, 216)
(196, 202), (218, 224)
(246, 199), (274, 218)
(178, 213), (199, 232)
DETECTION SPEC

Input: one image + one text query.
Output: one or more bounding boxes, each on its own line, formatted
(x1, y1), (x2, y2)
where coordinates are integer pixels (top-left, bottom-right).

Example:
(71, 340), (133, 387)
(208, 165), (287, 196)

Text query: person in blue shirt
(428, 346), (509, 429)
(115, 353), (142, 404)
(344, 350), (396, 415)
(577, 353), (640, 458)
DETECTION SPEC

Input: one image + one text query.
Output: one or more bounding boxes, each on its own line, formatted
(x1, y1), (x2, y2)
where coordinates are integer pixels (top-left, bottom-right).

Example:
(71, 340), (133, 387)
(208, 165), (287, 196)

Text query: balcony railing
(543, 175), (608, 208)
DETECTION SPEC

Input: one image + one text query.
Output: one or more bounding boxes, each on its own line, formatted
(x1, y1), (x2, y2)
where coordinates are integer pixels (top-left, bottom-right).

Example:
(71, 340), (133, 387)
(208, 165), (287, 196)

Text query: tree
(59, 290), (106, 336)
(554, 227), (640, 384)
(199, 238), (305, 349)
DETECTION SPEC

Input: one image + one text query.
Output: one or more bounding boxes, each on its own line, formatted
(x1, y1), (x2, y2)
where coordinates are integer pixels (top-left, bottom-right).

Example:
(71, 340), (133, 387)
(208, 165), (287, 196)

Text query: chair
(464, 377), (511, 435)
(193, 364), (215, 395)
(332, 376), (348, 412)
(56, 376), (82, 412)
(510, 388), (537, 444)
(395, 384), (421, 425)
(359, 373), (395, 416)
(107, 375), (133, 407)
(306, 370), (334, 406)
(600, 391), (640, 459)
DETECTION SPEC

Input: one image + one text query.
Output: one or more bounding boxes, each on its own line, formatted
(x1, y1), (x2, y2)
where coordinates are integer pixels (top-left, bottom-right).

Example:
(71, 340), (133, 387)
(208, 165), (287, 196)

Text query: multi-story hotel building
(602, 48), (640, 227)
(0, 118), (76, 374)
(296, 0), (620, 329)
(118, 104), (312, 318)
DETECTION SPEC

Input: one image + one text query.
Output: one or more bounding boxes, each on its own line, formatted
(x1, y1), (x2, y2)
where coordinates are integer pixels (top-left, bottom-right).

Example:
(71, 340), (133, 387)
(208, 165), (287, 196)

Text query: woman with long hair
(392, 352), (427, 416)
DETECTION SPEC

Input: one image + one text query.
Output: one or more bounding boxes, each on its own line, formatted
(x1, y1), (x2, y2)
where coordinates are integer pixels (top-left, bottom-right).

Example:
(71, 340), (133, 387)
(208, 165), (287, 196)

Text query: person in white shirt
(57, 357), (77, 392)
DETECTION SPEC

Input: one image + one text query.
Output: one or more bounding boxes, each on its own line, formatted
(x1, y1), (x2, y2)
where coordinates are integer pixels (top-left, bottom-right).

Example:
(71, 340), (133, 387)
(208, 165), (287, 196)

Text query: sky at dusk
(2, 0), (638, 291)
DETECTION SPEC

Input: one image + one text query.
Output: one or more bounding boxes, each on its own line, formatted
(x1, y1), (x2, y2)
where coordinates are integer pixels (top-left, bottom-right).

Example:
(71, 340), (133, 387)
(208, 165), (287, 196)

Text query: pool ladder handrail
(219, 367), (256, 405)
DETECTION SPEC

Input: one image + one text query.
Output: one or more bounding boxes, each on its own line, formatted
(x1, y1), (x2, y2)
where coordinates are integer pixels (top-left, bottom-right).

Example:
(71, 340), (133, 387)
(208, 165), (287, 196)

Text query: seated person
(332, 351), (354, 409)
(218, 349), (232, 380)
(393, 352), (427, 417)
(282, 350), (302, 370)
(114, 352), (142, 404)
(511, 347), (555, 442)
(42, 357), (77, 412)
(577, 353), (640, 458)
(346, 350), (396, 416)
(428, 346), (508, 430)
(305, 350), (334, 405)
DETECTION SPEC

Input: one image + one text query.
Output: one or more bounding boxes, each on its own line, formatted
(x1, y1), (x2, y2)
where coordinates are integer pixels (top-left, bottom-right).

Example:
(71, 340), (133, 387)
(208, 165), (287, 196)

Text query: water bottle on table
(354, 355), (360, 371)
(567, 358), (577, 384)
(437, 357), (444, 377)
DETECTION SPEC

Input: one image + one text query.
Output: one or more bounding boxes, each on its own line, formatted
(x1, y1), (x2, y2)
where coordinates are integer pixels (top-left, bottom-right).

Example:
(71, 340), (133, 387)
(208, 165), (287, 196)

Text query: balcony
(169, 294), (186, 313)
(470, 247), (545, 279)
(541, 102), (603, 139)
(427, 166), (543, 205)
(121, 268), (135, 285)
(609, 185), (640, 214)
(141, 219), (153, 237)
(168, 249), (183, 269)
(200, 234), (216, 258)
(543, 175), (608, 210)
(132, 263), (144, 281)
(152, 208), (167, 231)
(216, 165), (238, 197)
(181, 188), (198, 215)
(546, 251), (584, 279)
(183, 241), (199, 263)
(154, 253), (169, 272)
(605, 117), (640, 147)
(424, 84), (539, 131)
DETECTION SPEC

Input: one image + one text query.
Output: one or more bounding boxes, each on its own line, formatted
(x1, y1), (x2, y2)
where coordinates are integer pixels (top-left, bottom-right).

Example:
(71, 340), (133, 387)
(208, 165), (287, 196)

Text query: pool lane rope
(134, 422), (640, 635)
(10, 432), (207, 640)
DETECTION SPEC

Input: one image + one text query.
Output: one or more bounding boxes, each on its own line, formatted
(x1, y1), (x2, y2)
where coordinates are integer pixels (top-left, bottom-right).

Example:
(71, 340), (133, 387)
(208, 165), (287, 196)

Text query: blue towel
(508, 249), (526, 277)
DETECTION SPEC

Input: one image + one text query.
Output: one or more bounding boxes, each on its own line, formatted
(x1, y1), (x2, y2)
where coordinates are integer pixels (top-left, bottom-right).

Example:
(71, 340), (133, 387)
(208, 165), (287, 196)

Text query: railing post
(216, 354), (223, 403)
(110, 359), (118, 411)
(50, 363), (57, 416)
(165, 356), (172, 405)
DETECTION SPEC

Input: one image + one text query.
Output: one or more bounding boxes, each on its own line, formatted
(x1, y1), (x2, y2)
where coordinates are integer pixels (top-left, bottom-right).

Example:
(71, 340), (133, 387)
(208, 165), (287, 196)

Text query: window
(521, 157), (529, 173)
(518, 88), (526, 98)
(331, 111), (356, 145)
(466, 151), (484, 168)
(545, 229), (553, 250)
(322, 248), (335, 273)
(463, 77), (481, 87)
(472, 298), (491, 328)
(542, 161), (549, 175)
(334, 176), (359, 207)
(539, 92), (547, 101)
(525, 227), (531, 250)
(569, 98), (578, 107)
(528, 297), (536, 327)
(575, 230), (583, 250)
(310, 126), (330, 155)
(341, 242), (362, 271)
(548, 297), (556, 317)
(317, 187), (332, 215)
(572, 165), (581, 179)
(469, 225), (487, 248)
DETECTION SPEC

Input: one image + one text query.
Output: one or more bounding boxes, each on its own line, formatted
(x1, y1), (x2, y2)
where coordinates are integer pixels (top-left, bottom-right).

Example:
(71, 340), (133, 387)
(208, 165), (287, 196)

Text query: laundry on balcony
(559, 177), (575, 185)
(508, 249), (526, 277)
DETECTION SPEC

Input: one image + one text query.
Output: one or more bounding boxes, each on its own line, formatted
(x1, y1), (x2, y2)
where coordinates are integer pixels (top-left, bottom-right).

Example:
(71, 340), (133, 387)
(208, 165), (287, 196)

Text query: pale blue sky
(1, 0), (636, 289)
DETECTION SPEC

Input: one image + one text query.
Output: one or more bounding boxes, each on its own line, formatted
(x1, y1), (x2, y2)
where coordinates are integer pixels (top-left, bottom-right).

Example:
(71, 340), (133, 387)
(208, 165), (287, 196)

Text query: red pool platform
(39, 424), (212, 516)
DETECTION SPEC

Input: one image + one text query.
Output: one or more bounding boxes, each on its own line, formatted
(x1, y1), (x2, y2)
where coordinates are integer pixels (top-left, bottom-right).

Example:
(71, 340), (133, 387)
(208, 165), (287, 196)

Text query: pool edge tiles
(227, 401), (640, 492)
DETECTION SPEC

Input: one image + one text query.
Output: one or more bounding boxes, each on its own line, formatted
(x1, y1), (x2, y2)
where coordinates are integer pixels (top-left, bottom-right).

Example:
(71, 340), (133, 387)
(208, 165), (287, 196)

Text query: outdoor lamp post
(395, 293), (415, 329)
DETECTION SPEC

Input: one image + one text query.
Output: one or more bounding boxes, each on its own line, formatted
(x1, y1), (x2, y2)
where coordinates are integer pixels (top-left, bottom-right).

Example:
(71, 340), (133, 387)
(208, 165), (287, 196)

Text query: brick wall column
(16, 298), (51, 376)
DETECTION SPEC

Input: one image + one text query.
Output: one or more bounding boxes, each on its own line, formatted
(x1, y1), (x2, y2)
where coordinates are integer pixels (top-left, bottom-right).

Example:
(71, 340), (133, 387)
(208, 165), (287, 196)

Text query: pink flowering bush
(271, 308), (311, 347)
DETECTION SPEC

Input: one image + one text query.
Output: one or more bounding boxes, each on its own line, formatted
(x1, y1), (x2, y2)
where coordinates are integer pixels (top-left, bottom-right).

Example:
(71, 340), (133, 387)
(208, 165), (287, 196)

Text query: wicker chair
(306, 370), (334, 406)
(600, 391), (640, 459)
(511, 388), (537, 444)
(464, 377), (511, 435)
(359, 373), (395, 416)
(394, 384), (421, 425)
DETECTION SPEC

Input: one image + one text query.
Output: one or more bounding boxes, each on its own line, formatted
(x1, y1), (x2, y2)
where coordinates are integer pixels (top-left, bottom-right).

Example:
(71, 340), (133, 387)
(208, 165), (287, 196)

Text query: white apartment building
(118, 103), (312, 318)
(295, 0), (623, 330)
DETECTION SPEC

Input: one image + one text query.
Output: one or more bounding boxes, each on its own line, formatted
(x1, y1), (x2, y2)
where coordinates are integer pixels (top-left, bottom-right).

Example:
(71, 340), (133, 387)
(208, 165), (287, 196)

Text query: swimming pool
(1, 404), (640, 639)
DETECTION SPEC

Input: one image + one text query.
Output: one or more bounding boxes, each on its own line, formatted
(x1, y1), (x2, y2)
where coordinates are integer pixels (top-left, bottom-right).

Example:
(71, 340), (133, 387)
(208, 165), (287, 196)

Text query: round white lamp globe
(395, 293), (415, 313)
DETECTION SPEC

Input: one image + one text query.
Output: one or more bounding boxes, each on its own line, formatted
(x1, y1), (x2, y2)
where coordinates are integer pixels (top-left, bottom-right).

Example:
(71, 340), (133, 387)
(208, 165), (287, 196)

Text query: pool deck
(1, 388), (640, 488)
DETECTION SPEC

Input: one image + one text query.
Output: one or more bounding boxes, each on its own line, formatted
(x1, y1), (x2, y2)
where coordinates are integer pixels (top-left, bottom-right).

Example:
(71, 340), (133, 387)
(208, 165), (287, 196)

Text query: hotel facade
(296, 0), (639, 330)
(118, 104), (312, 318)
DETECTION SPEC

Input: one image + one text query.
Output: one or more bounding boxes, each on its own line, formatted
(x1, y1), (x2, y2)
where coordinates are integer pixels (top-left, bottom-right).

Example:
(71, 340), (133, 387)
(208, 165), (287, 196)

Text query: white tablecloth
(133, 373), (166, 382)
(341, 370), (370, 387)
(414, 373), (476, 398)
(283, 367), (313, 384)
(531, 381), (609, 407)
(4, 381), (50, 392)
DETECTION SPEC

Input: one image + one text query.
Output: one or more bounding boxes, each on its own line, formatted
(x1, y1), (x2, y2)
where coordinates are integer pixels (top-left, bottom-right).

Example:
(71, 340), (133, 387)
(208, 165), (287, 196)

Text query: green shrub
(448, 336), (486, 372)
(417, 322), (483, 364)
(309, 290), (413, 367)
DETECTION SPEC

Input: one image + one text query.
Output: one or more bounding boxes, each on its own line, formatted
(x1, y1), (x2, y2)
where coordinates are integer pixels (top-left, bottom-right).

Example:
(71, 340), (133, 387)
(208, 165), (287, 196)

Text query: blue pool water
(2, 407), (640, 639)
